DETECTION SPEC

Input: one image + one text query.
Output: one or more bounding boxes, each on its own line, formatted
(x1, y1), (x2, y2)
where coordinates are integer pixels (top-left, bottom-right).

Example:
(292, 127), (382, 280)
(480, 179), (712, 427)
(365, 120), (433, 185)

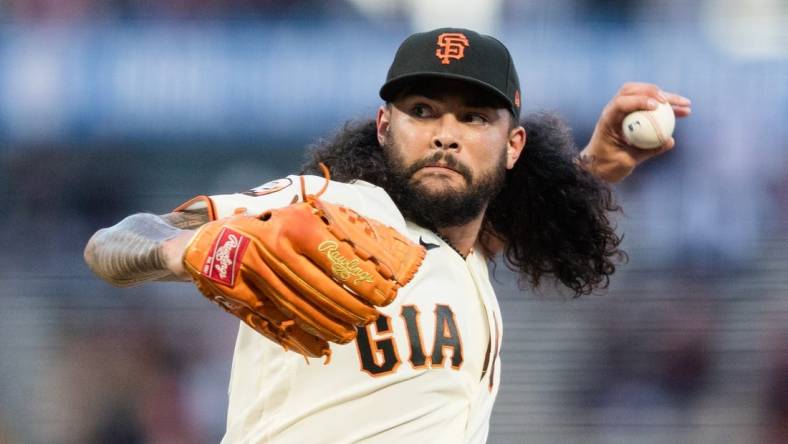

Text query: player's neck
(436, 211), (486, 258)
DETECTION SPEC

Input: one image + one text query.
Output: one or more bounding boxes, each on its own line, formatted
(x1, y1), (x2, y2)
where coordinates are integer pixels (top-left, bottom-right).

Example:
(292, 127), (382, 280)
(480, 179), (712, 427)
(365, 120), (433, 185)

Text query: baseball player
(84, 28), (691, 443)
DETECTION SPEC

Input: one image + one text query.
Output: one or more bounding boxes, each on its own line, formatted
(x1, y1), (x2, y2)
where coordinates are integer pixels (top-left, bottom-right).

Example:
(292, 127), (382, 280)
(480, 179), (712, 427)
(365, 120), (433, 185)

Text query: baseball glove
(182, 165), (425, 360)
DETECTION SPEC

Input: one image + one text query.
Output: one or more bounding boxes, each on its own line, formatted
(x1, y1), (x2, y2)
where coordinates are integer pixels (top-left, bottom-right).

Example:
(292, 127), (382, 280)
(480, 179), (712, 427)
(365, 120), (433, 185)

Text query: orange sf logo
(436, 33), (470, 65)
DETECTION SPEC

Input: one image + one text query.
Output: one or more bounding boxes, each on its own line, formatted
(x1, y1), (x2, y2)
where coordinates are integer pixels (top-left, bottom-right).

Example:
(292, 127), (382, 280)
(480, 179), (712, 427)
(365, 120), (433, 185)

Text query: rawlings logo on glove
(318, 240), (374, 284)
(203, 228), (250, 285)
(182, 164), (425, 361)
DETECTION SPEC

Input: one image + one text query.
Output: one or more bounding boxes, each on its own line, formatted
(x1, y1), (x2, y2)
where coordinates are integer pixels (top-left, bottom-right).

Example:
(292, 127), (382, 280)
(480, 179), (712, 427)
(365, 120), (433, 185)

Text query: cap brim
(379, 72), (516, 115)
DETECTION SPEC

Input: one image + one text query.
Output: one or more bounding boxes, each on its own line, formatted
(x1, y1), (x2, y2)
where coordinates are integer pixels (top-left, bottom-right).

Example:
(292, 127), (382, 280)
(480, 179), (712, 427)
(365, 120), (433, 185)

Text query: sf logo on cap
(436, 33), (469, 65)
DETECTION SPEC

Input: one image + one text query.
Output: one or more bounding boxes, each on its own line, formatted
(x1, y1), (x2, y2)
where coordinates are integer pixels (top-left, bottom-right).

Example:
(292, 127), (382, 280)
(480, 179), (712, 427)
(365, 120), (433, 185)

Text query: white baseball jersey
(177, 175), (503, 444)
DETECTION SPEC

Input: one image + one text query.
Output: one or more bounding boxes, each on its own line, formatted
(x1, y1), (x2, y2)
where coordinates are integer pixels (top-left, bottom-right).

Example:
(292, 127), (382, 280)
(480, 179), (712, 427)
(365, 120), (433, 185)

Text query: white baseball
(621, 102), (676, 149)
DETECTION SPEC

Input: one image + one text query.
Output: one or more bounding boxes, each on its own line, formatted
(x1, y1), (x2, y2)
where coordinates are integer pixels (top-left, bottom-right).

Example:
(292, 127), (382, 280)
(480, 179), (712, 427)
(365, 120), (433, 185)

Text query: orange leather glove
(183, 173), (424, 360)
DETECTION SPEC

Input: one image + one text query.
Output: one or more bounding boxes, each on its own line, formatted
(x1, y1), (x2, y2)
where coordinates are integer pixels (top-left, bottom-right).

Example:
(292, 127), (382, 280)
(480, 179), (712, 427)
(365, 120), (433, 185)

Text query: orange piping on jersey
(173, 195), (217, 221)
(479, 336), (492, 381)
(488, 314), (500, 392)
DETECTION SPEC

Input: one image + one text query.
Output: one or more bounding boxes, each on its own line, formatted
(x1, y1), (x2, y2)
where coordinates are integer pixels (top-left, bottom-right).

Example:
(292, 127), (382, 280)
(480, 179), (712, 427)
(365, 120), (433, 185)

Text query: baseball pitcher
(84, 28), (691, 443)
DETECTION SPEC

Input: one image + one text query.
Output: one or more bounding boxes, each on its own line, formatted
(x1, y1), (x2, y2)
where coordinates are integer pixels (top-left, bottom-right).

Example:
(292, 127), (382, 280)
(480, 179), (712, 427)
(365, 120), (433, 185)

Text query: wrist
(579, 145), (632, 184)
(161, 230), (196, 280)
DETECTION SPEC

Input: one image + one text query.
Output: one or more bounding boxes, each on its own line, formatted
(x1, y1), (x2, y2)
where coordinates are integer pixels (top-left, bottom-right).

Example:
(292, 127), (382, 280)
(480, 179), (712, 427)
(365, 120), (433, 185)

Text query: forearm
(84, 213), (195, 287)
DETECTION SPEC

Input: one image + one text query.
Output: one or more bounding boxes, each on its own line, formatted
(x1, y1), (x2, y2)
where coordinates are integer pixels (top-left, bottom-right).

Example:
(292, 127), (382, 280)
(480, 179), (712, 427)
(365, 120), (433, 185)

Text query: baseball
(621, 102), (676, 149)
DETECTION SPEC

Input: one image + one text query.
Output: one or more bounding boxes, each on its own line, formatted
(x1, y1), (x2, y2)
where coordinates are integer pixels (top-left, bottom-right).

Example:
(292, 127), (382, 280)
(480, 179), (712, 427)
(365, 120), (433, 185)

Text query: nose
(430, 115), (461, 151)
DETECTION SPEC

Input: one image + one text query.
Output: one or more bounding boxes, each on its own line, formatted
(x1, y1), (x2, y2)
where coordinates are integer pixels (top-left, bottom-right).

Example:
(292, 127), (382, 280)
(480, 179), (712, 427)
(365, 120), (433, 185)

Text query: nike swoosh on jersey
(419, 236), (440, 250)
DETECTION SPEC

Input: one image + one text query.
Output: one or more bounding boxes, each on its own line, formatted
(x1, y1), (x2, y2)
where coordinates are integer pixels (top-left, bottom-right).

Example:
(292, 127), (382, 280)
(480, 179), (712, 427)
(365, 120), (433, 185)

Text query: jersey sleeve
(172, 176), (296, 220)
(171, 175), (405, 228)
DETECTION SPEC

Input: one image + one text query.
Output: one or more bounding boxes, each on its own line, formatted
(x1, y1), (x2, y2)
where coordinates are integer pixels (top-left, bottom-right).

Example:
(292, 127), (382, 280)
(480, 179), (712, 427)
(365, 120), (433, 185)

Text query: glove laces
(300, 162), (331, 204)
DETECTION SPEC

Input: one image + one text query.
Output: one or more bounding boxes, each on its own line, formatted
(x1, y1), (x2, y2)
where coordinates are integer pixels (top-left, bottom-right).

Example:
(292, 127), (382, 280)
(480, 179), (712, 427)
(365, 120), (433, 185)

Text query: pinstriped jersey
(177, 175), (503, 443)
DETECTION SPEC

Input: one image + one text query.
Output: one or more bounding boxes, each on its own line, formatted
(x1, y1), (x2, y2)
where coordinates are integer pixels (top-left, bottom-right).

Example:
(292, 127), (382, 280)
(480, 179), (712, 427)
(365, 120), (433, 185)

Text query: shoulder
(306, 176), (409, 233)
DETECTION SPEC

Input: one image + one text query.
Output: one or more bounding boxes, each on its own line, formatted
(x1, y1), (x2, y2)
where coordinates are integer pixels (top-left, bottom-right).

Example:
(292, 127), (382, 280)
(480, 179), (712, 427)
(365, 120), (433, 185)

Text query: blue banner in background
(0, 22), (786, 145)
(0, 24), (402, 143)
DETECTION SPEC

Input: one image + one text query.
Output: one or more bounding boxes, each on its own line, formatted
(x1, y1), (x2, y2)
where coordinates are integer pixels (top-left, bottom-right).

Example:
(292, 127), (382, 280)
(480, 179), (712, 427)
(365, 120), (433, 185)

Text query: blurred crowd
(1, 0), (783, 27)
(0, 0), (362, 21)
(0, 0), (718, 24)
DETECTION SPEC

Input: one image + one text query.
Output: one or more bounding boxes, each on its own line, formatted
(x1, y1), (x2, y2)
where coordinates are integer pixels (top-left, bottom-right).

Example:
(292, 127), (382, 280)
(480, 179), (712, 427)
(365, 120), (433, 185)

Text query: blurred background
(1, 0), (787, 443)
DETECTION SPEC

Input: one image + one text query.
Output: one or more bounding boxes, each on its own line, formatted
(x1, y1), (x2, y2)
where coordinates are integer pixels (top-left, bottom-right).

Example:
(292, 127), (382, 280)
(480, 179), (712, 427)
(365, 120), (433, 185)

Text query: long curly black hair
(301, 112), (625, 296)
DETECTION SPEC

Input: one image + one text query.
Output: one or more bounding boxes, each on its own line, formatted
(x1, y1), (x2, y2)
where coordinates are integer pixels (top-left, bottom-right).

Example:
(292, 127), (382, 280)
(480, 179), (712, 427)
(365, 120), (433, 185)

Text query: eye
(411, 103), (433, 118)
(464, 112), (489, 124)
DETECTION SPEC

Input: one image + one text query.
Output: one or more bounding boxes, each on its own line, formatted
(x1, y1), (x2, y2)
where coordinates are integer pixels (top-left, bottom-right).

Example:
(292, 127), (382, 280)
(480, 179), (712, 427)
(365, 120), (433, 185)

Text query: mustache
(404, 152), (473, 183)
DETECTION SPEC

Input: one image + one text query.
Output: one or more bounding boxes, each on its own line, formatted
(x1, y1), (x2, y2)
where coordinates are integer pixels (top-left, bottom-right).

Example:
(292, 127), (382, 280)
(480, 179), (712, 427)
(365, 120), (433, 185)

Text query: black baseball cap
(380, 27), (521, 117)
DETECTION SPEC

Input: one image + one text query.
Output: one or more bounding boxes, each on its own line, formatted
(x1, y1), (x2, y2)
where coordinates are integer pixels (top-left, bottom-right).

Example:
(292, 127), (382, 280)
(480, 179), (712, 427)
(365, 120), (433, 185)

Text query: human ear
(376, 105), (391, 146)
(506, 126), (526, 169)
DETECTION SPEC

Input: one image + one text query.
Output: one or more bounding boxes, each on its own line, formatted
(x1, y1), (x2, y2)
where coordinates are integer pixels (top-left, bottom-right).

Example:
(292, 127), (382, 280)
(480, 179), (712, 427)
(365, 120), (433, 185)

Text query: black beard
(382, 143), (507, 230)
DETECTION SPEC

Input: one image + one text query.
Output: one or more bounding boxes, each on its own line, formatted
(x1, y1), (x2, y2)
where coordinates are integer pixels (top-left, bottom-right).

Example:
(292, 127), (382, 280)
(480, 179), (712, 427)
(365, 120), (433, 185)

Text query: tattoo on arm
(84, 208), (210, 286)
(576, 151), (595, 169)
(162, 209), (211, 230)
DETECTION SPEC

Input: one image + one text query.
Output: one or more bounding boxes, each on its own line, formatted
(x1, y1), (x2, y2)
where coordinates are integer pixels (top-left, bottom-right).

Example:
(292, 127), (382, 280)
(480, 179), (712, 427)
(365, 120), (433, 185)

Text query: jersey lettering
(355, 315), (400, 376)
(431, 304), (464, 369)
(400, 305), (428, 368)
(356, 304), (465, 375)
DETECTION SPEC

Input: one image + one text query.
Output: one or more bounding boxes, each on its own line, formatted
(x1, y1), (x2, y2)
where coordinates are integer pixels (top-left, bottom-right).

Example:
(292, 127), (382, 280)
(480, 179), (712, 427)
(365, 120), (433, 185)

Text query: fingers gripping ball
(182, 167), (425, 360)
(622, 102), (676, 149)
